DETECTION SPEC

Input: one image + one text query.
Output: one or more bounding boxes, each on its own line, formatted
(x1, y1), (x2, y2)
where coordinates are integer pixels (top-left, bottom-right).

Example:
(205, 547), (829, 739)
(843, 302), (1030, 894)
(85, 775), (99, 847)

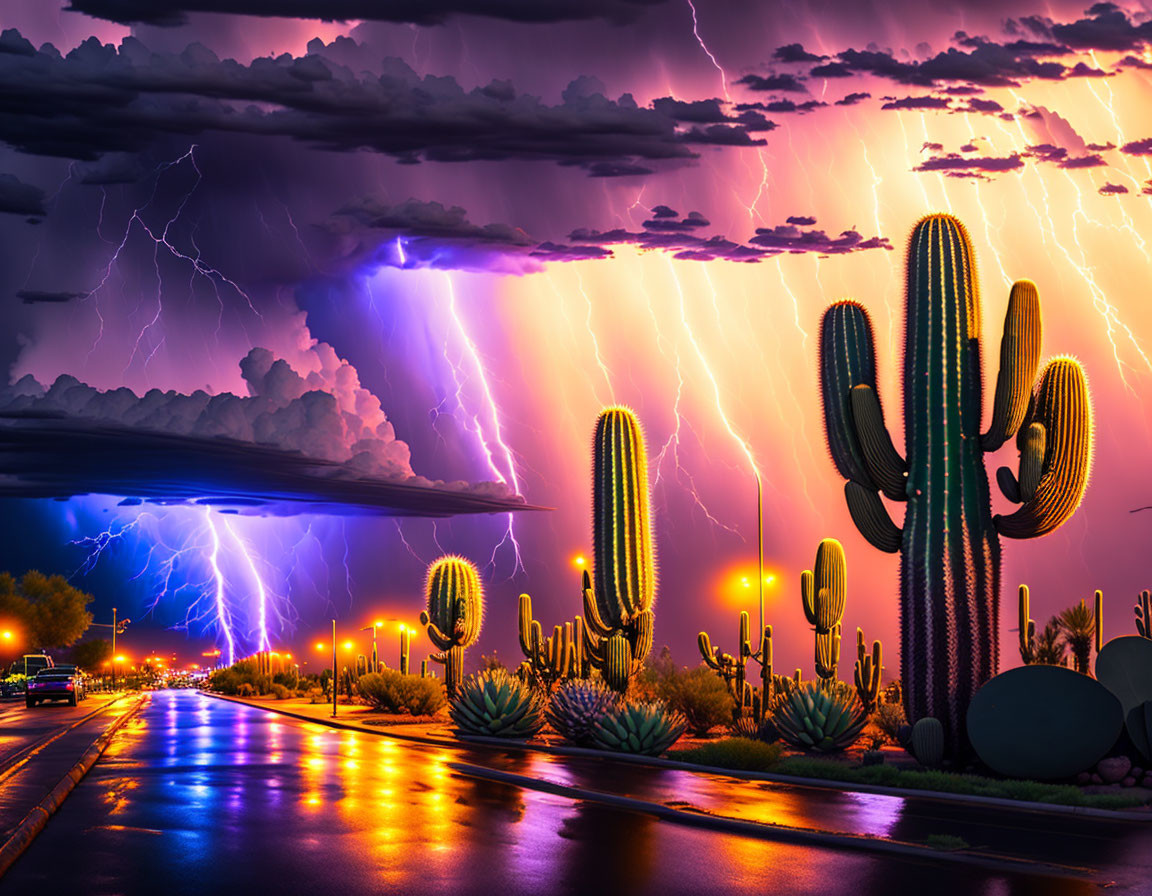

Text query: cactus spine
(854, 628), (882, 712)
(582, 407), (656, 692)
(1137, 590), (1152, 640)
(421, 555), (483, 697)
(818, 215), (1093, 755)
(801, 538), (847, 682)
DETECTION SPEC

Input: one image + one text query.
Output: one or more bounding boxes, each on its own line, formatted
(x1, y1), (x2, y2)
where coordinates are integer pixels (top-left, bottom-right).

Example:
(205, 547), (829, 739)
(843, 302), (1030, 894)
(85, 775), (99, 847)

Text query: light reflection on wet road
(0, 691), (1121, 894)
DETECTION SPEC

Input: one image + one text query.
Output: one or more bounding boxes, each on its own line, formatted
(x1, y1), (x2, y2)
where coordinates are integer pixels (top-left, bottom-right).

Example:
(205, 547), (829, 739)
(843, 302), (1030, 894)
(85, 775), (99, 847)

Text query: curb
(448, 761), (1096, 880)
(206, 692), (1151, 823)
(0, 695), (127, 783)
(0, 694), (148, 879)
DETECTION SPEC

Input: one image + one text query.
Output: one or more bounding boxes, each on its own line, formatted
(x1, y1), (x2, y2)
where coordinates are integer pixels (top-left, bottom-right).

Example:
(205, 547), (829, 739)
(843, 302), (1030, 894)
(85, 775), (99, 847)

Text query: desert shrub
(872, 701), (907, 744)
(307, 687), (324, 704)
(357, 670), (446, 716)
(236, 682), (256, 697)
(655, 665), (735, 736)
(270, 683), (290, 700)
(273, 669), (299, 690)
(670, 737), (784, 771)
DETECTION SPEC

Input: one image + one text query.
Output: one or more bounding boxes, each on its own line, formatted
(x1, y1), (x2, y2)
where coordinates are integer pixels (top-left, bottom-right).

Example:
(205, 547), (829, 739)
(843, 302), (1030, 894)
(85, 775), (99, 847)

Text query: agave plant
(448, 670), (545, 738)
(771, 681), (867, 753)
(590, 699), (687, 756)
(728, 714), (780, 744)
(546, 679), (618, 746)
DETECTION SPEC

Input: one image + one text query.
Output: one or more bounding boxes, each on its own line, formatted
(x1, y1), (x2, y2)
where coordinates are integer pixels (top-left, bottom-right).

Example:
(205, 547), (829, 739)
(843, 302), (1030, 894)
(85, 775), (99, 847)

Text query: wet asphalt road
(0, 691), (1140, 895)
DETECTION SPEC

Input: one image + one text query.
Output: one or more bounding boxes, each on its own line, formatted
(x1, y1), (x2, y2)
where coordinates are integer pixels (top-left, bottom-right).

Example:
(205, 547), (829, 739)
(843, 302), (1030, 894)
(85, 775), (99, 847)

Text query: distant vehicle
(12, 654), (54, 678)
(26, 668), (84, 707)
(2, 655), (55, 697)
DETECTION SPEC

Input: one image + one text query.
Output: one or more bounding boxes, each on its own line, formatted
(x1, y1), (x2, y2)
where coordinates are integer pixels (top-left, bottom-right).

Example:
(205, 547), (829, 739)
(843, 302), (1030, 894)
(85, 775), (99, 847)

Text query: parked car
(26, 668), (84, 707)
(1, 673), (28, 698)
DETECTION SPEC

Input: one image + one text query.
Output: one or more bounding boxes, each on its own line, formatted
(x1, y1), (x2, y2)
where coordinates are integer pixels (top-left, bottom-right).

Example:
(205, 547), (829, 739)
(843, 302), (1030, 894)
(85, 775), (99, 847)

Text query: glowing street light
(572, 554), (587, 568)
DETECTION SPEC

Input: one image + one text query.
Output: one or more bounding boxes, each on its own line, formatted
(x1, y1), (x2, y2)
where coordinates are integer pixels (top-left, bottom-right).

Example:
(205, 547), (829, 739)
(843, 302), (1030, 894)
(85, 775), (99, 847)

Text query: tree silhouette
(0, 571), (94, 650)
(69, 638), (113, 671)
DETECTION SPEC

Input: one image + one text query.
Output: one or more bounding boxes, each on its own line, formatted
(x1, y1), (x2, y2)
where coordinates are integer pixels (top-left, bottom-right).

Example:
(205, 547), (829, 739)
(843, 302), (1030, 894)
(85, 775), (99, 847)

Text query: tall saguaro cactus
(818, 214), (1093, 755)
(420, 555), (483, 697)
(582, 407), (657, 692)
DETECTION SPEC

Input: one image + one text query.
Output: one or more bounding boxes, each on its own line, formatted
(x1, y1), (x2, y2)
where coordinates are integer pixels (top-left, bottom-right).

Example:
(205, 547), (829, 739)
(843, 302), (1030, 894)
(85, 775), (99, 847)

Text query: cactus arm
(583, 621), (606, 666)
(1016, 422), (1045, 501)
(633, 609), (654, 665)
(995, 358), (1092, 539)
(420, 610), (455, 652)
(581, 570), (614, 639)
(844, 482), (901, 553)
(517, 593), (538, 658)
(982, 280), (1043, 452)
(850, 384), (907, 501)
(819, 300), (882, 488)
(1017, 584), (1036, 664)
(800, 570), (817, 627)
(996, 466), (1021, 504)
(698, 632), (722, 669)
(1094, 590), (1104, 654)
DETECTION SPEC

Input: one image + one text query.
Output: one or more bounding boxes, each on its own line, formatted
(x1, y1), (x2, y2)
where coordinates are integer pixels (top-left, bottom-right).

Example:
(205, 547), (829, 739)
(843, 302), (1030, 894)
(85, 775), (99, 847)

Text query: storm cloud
(0, 30), (763, 175)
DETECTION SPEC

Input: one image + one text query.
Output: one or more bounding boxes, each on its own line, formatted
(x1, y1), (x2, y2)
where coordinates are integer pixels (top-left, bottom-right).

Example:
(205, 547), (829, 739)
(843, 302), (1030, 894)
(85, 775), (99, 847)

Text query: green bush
(207, 660), (273, 696)
(357, 670), (446, 716)
(655, 665), (735, 736)
(872, 701), (906, 744)
(670, 737), (784, 771)
(270, 683), (290, 700)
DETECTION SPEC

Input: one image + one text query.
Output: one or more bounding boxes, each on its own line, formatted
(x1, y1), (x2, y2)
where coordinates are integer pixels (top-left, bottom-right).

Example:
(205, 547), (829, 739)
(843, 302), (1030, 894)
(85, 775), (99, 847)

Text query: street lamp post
(90, 607), (130, 689)
(331, 619), (337, 719)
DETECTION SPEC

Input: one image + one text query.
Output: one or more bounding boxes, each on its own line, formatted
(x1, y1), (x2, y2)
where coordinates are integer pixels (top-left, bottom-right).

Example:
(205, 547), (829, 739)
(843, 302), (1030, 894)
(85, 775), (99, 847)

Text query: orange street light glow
(572, 554), (586, 567)
(1, 630), (12, 641)
(315, 642), (325, 652)
(342, 640), (354, 650)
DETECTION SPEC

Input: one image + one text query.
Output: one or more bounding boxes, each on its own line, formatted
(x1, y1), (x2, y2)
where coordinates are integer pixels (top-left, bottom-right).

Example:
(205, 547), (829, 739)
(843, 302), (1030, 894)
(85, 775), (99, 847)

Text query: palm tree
(1035, 619), (1067, 667)
(1055, 600), (1096, 674)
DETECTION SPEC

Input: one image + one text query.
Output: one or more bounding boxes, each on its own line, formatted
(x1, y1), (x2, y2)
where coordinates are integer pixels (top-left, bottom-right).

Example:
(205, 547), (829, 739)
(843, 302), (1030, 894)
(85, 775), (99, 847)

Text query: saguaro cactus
(399, 627), (411, 675)
(854, 628), (882, 713)
(818, 215), (1093, 755)
(1136, 590), (1152, 640)
(801, 538), (847, 682)
(582, 407), (657, 692)
(518, 592), (576, 691)
(698, 613), (774, 718)
(421, 555), (484, 697)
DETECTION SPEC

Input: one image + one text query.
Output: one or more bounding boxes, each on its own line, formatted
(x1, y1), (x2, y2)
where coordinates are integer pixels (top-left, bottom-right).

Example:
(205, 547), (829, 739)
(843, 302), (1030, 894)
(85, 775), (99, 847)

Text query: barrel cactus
(818, 216), (1093, 756)
(546, 679), (619, 746)
(771, 681), (867, 753)
(582, 407), (657, 692)
(910, 717), (944, 768)
(448, 670), (545, 738)
(421, 555), (483, 697)
(590, 699), (686, 756)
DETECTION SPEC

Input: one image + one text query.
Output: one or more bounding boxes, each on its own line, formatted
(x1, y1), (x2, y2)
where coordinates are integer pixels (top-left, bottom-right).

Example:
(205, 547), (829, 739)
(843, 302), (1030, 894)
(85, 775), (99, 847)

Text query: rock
(1123, 776), (1137, 787)
(1091, 773), (1104, 784)
(1076, 771), (1092, 785)
(1097, 756), (1132, 784)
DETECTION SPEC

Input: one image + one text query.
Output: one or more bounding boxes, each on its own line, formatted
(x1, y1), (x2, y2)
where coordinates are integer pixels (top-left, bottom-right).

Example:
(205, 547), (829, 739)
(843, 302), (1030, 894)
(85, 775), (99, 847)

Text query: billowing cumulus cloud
(0, 326), (531, 513)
